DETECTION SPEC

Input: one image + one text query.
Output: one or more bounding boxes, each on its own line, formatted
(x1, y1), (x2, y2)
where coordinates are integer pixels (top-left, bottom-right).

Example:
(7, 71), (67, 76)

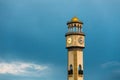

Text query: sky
(0, 0), (120, 80)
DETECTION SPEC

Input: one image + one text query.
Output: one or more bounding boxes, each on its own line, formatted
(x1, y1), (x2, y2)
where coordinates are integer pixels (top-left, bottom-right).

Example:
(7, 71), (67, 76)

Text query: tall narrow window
(78, 64), (83, 75)
(68, 64), (73, 75)
(76, 27), (79, 32)
(78, 65), (82, 70)
(70, 64), (73, 70)
(73, 27), (76, 32)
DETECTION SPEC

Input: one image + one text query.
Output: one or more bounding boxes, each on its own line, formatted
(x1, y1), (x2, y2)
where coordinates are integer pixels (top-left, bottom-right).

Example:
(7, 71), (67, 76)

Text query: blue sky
(0, 0), (120, 80)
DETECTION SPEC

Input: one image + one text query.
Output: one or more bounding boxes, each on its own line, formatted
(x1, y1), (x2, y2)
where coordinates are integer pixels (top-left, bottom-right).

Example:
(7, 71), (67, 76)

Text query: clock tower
(65, 17), (85, 80)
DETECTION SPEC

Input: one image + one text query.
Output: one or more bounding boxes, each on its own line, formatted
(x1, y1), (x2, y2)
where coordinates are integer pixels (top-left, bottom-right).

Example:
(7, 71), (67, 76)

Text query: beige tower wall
(77, 50), (83, 80)
(68, 50), (83, 80)
(68, 50), (74, 80)
(77, 50), (83, 70)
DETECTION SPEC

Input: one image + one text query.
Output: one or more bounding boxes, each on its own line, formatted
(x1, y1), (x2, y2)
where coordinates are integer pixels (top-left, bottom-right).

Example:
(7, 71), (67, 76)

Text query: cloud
(101, 61), (120, 68)
(0, 61), (50, 77)
(100, 61), (120, 80)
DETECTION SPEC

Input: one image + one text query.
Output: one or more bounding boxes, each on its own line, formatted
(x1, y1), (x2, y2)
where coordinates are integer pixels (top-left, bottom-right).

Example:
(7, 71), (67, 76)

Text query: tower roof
(67, 16), (83, 25)
(71, 17), (80, 22)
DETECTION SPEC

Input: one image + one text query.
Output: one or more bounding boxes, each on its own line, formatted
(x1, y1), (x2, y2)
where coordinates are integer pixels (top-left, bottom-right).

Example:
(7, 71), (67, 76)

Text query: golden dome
(71, 17), (79, 22)
(67, 16), (83, 25)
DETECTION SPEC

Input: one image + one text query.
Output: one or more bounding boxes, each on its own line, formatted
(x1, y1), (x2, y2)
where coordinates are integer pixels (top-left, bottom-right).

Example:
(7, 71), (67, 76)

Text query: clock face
(67, 37), (72, 44)
(78, 37), (83, 44)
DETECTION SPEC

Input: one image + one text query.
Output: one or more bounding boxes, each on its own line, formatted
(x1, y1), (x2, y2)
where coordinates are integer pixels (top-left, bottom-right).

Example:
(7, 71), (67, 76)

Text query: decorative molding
(66, 46), (85, 50)
(65, 32), (85, 37)
(67, 22), (83, 25)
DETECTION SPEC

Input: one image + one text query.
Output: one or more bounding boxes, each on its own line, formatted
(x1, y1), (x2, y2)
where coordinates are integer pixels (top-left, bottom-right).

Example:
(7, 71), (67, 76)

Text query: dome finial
(71, 16), (79, 22)
(67, 16), (83, 25)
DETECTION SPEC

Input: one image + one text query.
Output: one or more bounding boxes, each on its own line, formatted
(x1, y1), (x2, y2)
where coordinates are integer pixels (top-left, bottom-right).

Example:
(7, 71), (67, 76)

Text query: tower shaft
(68, 49), (83, 80)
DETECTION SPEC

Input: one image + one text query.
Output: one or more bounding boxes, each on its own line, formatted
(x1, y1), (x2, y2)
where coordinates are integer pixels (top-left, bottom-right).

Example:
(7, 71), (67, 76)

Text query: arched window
(73, 27), (75, 32)
(70, 64), (73, 70)
(78, 64), (83, 75)
(68, 64), (73, 75)
(78, 64), (82, 70)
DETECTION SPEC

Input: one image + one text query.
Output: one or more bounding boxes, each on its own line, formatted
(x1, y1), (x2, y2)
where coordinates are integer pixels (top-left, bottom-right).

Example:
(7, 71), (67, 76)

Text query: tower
(65, 17), (85, 80)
